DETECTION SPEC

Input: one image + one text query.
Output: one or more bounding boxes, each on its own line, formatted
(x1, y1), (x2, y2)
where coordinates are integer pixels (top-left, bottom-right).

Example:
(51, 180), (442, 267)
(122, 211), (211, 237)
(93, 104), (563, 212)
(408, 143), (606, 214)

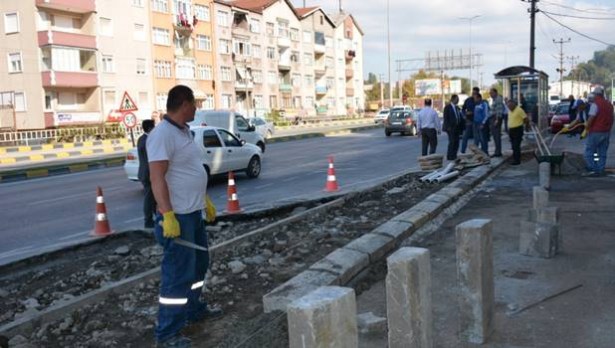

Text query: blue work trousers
(584, 132), (610, 173)
(471, 123), (489, 154)
(461, 123), (473, 153)
(154, 210), (209, 342)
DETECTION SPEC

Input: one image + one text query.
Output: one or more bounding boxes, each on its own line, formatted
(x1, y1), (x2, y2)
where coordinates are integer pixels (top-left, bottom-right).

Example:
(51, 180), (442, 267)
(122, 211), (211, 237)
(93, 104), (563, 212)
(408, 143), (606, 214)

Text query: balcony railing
(314, 43), (326, 55)
(37, 30), (97, 49)
(345, 50), (356, 61)
(314, 66), (326, 76)
(235, 81), (254, 90)
(315, 85), (328, 95)
(278, 60), (291, 71)
(41, 71), (98, 88)
(36, 0), (96, 14)
(346, 88), (354, 96)
(316, 106), (328, 115)
(345, 69), (354, 79)
(277, 36), (291, 48)
(279, 84), (292, 92)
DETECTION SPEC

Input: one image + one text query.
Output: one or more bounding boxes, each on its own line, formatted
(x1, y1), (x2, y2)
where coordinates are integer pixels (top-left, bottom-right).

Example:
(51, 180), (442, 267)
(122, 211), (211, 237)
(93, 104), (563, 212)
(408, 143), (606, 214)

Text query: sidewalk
(357, 141), (615, 347)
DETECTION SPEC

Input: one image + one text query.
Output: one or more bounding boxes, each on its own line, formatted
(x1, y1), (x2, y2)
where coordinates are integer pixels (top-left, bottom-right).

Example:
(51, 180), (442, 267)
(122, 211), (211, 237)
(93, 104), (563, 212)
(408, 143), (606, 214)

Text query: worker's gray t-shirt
(147, 118), (207, 214)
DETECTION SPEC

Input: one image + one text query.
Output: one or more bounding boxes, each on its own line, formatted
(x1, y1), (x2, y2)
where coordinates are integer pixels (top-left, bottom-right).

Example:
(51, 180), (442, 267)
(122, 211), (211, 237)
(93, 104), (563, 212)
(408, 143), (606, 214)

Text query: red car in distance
(550, 101), (571, 133)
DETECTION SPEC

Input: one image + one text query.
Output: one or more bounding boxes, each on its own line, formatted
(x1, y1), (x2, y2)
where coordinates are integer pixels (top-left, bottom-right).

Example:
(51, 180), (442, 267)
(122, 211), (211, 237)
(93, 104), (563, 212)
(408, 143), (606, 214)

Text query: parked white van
(189, 110), (267, 153)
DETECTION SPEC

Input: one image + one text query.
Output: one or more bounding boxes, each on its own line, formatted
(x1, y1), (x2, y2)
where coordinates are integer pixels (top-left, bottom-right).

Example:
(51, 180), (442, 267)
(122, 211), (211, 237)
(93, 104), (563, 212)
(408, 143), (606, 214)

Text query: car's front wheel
(245, 156), (261, 178)
(385, 130), (391, 136)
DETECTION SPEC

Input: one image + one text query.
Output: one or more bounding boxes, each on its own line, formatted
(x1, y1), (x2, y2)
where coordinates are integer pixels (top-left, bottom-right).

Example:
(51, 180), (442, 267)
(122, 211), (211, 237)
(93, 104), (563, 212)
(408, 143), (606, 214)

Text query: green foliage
(566, 45), (615, 96)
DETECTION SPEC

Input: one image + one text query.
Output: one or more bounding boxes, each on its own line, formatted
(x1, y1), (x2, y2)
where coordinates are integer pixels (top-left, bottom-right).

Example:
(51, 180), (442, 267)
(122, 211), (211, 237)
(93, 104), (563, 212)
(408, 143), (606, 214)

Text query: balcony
(345, 69), (354, 79)
(278, 60), (291, 71)
(36, 0), (96, 13)
(315, 85), (328, 95)
(345, 50), (356, 61)
(314, 43), (326, 55)
(38, 30), (96, 50)
(316, 106), (328, 115)
(277, 36), (291, 48)
(232, 24), (250, 37)
(314, 66), (326, 77)
(235, 80), (254, 90)
(279, 84), (292, 93)
(42, 71), (98, 88)
(346, 88), (354, 96)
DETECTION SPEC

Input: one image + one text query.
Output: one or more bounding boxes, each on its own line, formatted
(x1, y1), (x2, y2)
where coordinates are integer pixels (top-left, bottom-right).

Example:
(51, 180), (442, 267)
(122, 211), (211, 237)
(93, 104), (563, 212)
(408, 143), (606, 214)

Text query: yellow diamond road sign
(118, 91), (138, 112)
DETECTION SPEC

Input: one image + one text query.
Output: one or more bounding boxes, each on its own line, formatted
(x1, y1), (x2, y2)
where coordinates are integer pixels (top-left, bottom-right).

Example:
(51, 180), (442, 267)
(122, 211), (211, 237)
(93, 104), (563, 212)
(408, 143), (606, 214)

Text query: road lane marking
(123, 217), (144, 224)
(58, 231), (90, 241)
(255, 183), (274, 189)
(28, 186), (124, 206)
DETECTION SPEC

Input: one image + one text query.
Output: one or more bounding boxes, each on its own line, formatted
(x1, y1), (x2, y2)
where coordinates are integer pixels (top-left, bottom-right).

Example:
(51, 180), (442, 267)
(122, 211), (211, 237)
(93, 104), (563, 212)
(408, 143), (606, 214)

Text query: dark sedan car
(384, 110), (417, 136)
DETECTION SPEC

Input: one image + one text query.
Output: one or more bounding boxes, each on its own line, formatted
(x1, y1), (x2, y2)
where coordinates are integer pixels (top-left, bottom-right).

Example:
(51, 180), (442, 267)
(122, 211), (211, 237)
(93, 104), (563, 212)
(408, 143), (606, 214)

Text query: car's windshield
(555, 103), (570, 115)
(378, 110), (389, 115)
(389, 111), (409, 119)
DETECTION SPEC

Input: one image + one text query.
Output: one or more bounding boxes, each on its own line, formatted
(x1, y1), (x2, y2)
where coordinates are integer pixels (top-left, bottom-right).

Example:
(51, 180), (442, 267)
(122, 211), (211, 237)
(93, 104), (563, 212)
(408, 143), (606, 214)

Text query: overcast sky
(292, 0), (614, 87)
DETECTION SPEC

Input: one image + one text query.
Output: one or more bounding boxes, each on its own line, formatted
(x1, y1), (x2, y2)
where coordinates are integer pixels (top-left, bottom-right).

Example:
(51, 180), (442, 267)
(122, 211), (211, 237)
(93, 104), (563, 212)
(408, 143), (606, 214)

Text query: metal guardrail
(0, 124), (143, 147)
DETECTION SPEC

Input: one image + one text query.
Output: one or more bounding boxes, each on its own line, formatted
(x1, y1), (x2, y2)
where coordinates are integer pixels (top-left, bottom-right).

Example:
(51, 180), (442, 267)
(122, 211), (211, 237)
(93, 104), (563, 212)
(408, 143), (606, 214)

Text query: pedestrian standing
(583, 86), (614, 177)
(443, 94), (464, 160)
(138, 119), (156, 229)
(417, 98), (441, 156)
(489, 88), (504, 157)
(461, 87), (480, 153)
(473, 94), (490, 154)
(147, 85), (222, 348)
(568, 95), (577, 123)
(506, 99), (529, 165)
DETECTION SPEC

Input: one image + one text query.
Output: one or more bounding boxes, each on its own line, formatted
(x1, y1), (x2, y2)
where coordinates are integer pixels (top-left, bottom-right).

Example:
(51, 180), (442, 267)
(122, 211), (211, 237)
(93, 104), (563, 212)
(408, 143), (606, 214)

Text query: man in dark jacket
(443, 94), (464, 160)
(138, 119), (156, 228)
(461, 87), (480, 153)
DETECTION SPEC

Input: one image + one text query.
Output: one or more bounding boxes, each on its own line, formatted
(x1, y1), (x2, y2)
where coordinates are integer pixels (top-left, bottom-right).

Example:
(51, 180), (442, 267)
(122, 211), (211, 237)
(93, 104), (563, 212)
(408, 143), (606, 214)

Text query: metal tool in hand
(174, 238), (209, 252)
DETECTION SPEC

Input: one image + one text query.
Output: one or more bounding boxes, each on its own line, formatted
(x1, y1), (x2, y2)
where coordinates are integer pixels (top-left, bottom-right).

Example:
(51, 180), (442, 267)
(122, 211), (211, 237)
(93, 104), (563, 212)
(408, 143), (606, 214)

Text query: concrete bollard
(519, 220), (559, 258)
(533, 186), (549, 210)
(527, 206), (562, 254)
(539, 162), (551, 190)
(456, 219), (495, 344)
(287, 286), (358, 348)
(386, 247), (432, 348)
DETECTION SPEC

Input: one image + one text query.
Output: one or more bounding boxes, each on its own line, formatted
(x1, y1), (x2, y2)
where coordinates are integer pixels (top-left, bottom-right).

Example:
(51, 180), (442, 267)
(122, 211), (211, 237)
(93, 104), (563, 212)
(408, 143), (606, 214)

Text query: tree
(566, 46), (615, 97)
(366, 72), (378, 85)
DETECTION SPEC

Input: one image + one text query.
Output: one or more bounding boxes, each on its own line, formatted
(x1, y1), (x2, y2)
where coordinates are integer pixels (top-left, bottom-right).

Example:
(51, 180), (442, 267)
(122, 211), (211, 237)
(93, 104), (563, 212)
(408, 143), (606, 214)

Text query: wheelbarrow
(531, 124), (565, 176)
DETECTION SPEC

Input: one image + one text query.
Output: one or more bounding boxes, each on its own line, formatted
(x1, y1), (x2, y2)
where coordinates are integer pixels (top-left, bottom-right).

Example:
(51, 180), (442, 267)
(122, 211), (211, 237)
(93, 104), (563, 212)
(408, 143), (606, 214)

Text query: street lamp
(459, 15), (481, 91)
(387, 0), (392, 107)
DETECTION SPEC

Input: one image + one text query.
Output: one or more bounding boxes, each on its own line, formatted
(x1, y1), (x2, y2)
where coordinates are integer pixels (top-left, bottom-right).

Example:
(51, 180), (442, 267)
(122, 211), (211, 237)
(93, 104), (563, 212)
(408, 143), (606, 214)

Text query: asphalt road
(0, 128), (449, 265)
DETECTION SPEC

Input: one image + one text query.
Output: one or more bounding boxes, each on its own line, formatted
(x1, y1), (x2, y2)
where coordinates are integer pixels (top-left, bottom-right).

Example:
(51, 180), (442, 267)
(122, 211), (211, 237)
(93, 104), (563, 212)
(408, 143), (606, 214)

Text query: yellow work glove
(161, 211), (181, 238)
(562, 125), (570, 132)
(204, 195), (217, 223)
(580, 128), (588, 139)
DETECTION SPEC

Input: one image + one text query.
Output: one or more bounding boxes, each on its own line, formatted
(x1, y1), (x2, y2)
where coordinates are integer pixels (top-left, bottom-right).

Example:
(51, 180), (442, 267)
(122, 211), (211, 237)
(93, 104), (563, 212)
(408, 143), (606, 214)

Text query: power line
(540, 9), (615, 21)
(541, 0), (615, 14)
(541, 11), (615, 46)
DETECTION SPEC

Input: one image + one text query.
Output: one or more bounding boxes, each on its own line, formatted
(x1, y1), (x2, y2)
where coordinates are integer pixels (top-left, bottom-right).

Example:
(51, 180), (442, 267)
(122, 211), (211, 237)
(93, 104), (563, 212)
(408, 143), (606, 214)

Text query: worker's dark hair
(166, 85), (195, 112)
(451, 94), (459, 100)
(472, 87), (480, 93)
(425, 98), (432, 106)
(142, 119), (155, 133)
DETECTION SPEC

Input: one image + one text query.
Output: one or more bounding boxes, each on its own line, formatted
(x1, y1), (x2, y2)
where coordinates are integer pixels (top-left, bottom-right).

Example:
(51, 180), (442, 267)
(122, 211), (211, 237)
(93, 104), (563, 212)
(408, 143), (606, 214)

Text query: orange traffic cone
(92, 186), (113, 236)
(225, 172), (242, 214)
(324, 156), (339, 192)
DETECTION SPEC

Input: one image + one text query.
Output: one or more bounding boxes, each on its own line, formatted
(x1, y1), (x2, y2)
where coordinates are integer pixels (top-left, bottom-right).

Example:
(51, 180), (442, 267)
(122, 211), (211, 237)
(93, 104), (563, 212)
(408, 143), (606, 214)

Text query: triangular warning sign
(118, 91), (138, 112)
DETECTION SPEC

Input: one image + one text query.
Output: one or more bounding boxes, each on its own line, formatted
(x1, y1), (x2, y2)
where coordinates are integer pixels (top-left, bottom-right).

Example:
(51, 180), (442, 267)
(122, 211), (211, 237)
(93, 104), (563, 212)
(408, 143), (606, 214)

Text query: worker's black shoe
(187, 305), (223, 325)
(156, 334), (192, 348)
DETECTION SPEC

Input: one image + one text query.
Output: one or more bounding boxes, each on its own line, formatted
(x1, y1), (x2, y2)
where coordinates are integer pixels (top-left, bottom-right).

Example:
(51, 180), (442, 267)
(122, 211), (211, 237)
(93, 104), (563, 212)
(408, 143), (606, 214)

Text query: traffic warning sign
(118, 91), (138, 112)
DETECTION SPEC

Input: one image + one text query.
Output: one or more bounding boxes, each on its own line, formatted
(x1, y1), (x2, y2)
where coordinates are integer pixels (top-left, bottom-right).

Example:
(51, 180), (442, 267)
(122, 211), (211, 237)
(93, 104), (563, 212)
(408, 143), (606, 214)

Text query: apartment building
(331, 12), (364, 115)
(150, 0), (217, 113)
(211, 1), (235, 110)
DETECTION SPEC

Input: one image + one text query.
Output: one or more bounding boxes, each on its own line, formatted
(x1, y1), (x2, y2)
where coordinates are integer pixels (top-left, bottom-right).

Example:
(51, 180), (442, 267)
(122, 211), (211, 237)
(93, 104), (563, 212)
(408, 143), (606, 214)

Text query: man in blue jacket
(473, 94), (490, 154)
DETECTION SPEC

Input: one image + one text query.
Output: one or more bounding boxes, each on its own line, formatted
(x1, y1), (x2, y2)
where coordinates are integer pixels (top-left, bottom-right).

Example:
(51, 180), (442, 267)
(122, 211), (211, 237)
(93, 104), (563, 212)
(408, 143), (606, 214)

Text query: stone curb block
(262, 270), (340, 314)
(344, 233), (397, 264)
(372, 220), (416, 240)
(309, 248), (370, 285)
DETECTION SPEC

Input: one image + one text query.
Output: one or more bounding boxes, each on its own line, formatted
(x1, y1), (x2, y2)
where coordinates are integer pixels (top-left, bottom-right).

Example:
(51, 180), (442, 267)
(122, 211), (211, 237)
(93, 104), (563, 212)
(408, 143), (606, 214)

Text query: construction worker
(147, 85), (222, 348)
(506, 99), (530, 165)
(583, 86), (614, 177)
(137, 119), (156, 229)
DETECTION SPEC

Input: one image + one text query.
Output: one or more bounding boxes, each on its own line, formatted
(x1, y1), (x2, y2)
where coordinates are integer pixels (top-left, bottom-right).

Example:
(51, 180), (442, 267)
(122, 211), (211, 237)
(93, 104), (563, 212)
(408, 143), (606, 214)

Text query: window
(196, 35), (212, 51)
(220, 66), (232, 81)
(134, 23), (145, 41)
(303, 30), (312, 43)
(14, 92), (26, 112)
(152, 27), (170, 45)
(154, 60), (172, 78)
(315, 32), (325, 46)
(197, 64), (212, 80)
(327, 77), (335, 89)
(221, 95), (232, 109)
(136, 58), (146, 75)
(194, 5), (210, 21)
(99, 17), (113, 36)
(102, 55), (114, 73)
(292, 74), (301, 87)
(203, 94), (215, 110)
(203, 129), (222, 147)
(8, 53), (22, 73)
(4, 13), (19, 34)
(176, 58), (195, 79)
(290, 51), (299, 63)
(293, 96), (301, 108)
(305, 96), (314, 108)
(266, 47), (275, 59)
(174, 36), (190, 50)
(250, 19), (260, 33)
(219, 39), (231, 54)
(217, 10), (228, 27)
(326, 57), (334, 68)
(325, 36), (333, 48)
(290, 28), (299, 41)
(320, 15), (324, 25)
(267, 71), (277, 85)
(252, 70), (262, 83)
(45, 92), (53, 110)
(156, 93), (168, 110)
(277, 21), (289, 38)
(152, 0), (168, 12)
(304, 75), (313, 86)
(233, 40), (251, 56)
(132, 0), (144, 7)
(266, 22), (274, 36)
(269, 95), (277, 109)
(303, 53), (313, 66)
(253, 95), (263, 108)
(252, 45), (261, 58)
(328, 97), (335, 108)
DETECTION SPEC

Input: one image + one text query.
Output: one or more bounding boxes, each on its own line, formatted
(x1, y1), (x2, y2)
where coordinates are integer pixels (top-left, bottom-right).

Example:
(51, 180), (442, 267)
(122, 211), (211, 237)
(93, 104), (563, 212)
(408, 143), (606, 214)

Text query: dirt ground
(3, 172), (450, 347)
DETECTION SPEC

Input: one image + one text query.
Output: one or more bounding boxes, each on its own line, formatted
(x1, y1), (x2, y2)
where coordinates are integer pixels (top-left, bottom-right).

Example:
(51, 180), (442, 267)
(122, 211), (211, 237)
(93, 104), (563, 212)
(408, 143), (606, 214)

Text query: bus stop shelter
(495, 66), (549, 130)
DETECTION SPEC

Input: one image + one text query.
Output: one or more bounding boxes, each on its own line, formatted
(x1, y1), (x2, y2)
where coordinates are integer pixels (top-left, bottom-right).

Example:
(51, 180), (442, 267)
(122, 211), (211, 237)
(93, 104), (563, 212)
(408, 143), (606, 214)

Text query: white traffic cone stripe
(96, 196), (104, 203)
(230, 193), (237, 200)
(96, 213), (107, 221)
(329, 163), (334, 169)
(229, 179), (236, 186)
(327, 175), (336, 181)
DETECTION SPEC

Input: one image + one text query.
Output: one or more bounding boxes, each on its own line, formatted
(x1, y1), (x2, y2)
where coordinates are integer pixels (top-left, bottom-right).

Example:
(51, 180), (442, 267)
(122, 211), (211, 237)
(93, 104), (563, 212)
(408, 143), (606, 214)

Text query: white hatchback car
(124, 126), (262, 181)
(249, 117), (275, 139)
(374, 109), (390, 124)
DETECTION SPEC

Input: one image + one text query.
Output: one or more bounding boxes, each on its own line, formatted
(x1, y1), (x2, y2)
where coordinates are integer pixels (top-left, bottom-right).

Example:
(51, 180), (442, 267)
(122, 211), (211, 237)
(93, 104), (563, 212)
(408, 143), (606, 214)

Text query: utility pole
(553, 38), (571, 98)
(387, 0), (392, 107)
(459, 15), (481, 91)
(521, 0), (540, 68)
(379, 73), (384, 108)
